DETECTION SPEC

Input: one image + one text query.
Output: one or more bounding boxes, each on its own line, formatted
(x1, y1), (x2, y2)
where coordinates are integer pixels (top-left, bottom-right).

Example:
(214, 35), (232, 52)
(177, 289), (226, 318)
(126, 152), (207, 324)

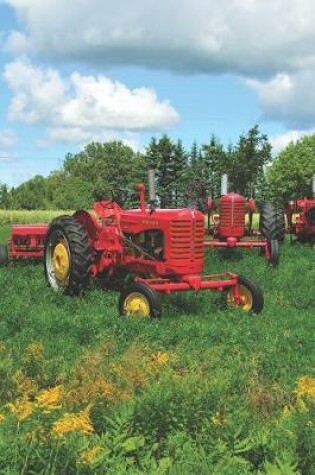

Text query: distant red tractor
(283, 175), (315, 246)
(204, 176), (284, 265)
(0, 182), (264, 316)
(285, 198), (315, 245)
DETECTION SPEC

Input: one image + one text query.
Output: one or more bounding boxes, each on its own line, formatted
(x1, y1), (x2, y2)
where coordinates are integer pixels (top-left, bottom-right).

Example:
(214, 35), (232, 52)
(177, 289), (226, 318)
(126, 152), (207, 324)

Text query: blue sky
(1, 0), (314, 186)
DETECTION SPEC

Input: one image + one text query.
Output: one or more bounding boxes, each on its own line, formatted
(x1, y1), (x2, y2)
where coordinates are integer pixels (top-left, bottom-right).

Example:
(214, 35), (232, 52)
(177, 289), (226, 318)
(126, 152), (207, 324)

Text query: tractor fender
(73, 209), (102, 241)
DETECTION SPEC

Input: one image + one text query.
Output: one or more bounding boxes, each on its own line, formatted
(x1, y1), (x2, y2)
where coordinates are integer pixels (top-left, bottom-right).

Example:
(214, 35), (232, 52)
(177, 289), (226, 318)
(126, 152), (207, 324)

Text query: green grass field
(0, 213), (314, 474)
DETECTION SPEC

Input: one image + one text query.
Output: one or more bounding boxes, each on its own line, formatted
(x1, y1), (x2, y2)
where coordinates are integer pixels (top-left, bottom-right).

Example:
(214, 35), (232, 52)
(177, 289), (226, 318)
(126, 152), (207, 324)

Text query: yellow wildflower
(36, 385), (64, 412)
(0, 413), (5, 423)
(151, 352), (171, 367)
(52, 406), (93, 438)
(211, 411), (225, 427)
(6, 399), (34, 421)
(78, 446), (102, 465)
(296, 376), (315, 399)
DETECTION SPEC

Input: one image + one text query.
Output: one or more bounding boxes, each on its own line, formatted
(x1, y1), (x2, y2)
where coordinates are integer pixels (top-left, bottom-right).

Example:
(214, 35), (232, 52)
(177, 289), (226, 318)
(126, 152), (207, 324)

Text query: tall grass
(0, 210), (73, 225)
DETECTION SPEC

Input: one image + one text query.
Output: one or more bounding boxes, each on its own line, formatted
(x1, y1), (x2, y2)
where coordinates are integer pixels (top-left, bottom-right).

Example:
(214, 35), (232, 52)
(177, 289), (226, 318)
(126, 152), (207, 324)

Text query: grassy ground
(0, 215), (314, 474)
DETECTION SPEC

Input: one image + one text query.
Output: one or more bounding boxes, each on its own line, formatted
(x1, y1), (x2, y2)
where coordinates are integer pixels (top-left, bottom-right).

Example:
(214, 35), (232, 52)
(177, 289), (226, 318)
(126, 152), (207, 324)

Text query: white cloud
(0, 129), (16, 148)
(4, 59), (67, 125)
(4, 1), (315, 132)
(5, 0), (315, 132)
(4, 30), (31, 53)
(247, 71), (315, 128)
(4, 0), (315, 76)
(37, 127), (140, 151)
(3, 58), (179, 145)
(270, 129), (314, 155)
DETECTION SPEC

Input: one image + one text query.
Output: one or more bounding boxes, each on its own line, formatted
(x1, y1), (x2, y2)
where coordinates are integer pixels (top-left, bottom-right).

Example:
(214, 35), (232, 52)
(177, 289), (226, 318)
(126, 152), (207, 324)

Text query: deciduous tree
(267, 134), (315, 201)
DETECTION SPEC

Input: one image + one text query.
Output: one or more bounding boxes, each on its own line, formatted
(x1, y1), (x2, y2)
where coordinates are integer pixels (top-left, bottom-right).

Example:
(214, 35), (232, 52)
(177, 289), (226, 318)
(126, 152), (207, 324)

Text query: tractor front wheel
(44, 215), (91, 296)
(119, 283), (161, 319)
(227, 276), (264, 314)
(0, 245), (8, 266)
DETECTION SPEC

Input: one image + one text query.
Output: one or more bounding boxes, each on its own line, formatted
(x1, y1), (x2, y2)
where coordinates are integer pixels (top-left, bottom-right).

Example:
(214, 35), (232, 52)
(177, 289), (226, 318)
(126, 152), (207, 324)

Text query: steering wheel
(110, 188), (130, 206)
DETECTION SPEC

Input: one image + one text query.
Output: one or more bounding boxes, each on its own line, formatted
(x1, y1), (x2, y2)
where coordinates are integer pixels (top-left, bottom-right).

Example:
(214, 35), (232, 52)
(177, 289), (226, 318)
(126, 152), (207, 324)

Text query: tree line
(1, 125), (314, 210)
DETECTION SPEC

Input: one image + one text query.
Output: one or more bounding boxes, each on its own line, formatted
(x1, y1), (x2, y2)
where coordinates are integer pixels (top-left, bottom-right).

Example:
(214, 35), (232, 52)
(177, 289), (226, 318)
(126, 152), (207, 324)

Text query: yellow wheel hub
(227, 285), (253, 312)
(124, 292), (150, 318)
(52, 241), (70, 283)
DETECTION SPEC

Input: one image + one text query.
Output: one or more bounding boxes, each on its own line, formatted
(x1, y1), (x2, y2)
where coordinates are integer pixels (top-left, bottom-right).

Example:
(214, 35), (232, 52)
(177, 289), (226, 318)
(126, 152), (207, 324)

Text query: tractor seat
(94, 201), (117, 220)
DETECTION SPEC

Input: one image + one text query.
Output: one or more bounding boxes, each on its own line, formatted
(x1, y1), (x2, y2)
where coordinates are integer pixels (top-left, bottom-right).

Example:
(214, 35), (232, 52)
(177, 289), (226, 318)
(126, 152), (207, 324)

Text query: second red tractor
(204, 176), (284, 265)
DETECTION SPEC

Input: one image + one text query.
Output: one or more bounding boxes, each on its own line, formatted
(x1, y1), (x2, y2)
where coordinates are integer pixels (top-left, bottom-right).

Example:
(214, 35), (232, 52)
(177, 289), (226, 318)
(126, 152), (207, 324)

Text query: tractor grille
(170, 219), (204, 261)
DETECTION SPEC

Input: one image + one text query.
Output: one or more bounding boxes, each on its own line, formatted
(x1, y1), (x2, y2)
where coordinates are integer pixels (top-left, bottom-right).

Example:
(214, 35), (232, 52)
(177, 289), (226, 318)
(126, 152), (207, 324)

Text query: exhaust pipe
(148, 169), (157, 212)
(221, 174), (228, 196)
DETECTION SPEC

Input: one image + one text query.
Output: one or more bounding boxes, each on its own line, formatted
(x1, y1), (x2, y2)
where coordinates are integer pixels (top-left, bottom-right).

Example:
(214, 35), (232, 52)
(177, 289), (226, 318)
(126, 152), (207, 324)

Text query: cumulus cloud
(3, 58), (179, 144)
(247, 71), (315, 129)
(4, 0), (315, 76)
(37, 127), (140, 151)
(270, 129), (314, 155)
(4, 30), (32, 54)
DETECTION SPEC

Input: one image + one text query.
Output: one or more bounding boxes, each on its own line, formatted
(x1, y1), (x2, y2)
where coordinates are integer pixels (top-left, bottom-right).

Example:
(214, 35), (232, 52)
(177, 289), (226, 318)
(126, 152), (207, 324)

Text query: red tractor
(284, 175), (315, 246)
(0, 183), (264, 316)
(204, 176), (284, 265)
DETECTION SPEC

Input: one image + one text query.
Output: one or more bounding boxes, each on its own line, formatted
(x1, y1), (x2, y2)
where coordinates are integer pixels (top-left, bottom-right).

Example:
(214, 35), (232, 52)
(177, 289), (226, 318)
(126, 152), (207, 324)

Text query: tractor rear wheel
(227, 276), (264, 314)
(44, 215), (91, 296)
(266, 238), (279, 266)
(0, 245), (8, 266)
(119, 282), (161, 318)
(259, 203), (285, 241)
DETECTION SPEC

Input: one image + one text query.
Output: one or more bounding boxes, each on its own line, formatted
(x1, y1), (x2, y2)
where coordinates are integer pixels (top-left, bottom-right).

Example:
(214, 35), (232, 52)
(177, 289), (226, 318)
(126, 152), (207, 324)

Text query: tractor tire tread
(259, 203), (285, 241)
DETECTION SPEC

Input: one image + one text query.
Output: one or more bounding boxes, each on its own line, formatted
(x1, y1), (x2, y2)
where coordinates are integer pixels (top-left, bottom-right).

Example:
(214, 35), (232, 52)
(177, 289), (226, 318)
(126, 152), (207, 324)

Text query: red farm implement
(204, 175), (285, 266)
(4, 224), (47, 261)
(0, 180), (264, 317)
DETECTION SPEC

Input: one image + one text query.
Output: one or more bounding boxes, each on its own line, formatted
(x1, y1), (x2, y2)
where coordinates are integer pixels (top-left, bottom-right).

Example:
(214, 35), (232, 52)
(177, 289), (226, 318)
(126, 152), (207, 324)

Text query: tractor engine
(124, 229), (164, 261)
(218, 193), (246, 238)
(120, 208), (205, 277)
